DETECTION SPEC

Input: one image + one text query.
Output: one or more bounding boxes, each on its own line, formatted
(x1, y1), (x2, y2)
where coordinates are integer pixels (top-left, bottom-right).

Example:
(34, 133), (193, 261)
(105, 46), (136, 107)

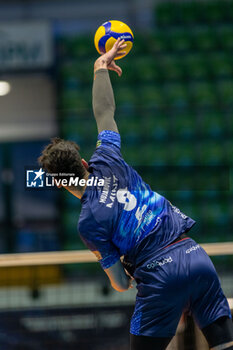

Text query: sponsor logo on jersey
(147, 256), (173, 269)
(186, 245), (200, 254)
(144, 210), (155, 227)
(169, 201), (188, 219)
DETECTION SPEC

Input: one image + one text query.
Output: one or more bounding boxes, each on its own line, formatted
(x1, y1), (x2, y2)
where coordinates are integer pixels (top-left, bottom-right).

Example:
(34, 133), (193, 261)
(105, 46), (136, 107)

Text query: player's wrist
(94, 57), (108, 73)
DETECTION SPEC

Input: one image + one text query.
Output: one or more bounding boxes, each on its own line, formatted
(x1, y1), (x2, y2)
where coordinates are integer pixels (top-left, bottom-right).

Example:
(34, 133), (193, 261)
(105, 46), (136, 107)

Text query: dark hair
(38, 138), (86, 186)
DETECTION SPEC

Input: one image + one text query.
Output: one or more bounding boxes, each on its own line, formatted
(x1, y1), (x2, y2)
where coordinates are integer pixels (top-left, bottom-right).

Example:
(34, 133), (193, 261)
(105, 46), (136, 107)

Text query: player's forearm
(109, 275), (132, 292)
(104, 260), (133, 292)
(92, 68), (118, 134)
(110, 272), (131, 292)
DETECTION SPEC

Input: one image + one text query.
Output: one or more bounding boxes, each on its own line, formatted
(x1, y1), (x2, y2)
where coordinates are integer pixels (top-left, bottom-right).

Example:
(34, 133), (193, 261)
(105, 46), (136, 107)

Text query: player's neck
(64, 171), (90, 199)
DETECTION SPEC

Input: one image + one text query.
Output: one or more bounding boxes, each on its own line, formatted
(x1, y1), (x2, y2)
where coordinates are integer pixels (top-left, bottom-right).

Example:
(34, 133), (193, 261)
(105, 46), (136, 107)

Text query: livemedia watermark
(25, 168), (104, 189)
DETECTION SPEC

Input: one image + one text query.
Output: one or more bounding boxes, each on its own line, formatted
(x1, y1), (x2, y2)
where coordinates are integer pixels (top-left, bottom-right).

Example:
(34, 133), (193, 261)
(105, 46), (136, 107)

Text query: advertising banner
(0, 305), (133, 349)
(0, 21), (53, 70)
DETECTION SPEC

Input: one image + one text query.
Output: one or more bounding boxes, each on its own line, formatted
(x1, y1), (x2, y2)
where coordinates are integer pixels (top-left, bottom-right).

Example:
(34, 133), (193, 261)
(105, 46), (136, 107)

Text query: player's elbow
(111, 283), (128, 292)
(94, 107), (115, 123)
(105, 260), (131, 293)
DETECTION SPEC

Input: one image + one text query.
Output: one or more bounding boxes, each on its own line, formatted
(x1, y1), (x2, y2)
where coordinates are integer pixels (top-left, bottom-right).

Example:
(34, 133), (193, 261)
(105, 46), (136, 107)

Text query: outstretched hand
(94, 38), (127, 76)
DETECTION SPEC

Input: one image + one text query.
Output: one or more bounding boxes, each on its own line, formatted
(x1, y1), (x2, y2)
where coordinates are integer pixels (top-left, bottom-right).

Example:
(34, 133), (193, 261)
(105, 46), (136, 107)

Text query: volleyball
(94, 20), (134, 60)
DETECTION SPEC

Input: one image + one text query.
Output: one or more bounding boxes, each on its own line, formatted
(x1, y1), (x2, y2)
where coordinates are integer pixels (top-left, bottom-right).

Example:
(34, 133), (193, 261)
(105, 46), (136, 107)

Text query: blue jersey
(78, 130), (195, 270)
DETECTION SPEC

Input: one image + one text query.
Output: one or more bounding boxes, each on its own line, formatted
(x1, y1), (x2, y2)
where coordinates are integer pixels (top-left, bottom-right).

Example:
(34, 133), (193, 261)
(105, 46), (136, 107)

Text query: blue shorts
(130, 238), (231, 338)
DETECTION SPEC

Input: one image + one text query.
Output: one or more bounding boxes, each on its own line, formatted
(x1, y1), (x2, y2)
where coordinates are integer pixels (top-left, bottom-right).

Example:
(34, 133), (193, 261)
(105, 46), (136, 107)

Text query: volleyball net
(0, 242), (232, 350)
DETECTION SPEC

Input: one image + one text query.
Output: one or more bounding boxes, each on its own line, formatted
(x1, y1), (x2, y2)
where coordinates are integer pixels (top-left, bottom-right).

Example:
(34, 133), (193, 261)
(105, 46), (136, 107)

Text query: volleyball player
(39, 39), (233, 350)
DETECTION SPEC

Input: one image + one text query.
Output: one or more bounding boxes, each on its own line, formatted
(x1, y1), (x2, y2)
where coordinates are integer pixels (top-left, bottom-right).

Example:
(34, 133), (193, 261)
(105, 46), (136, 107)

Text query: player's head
(38, 137), (89, 193)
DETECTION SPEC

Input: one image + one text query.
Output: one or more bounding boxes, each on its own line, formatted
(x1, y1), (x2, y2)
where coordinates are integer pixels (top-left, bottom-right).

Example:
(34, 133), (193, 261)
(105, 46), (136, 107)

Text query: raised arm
(92, 38), (126, 133)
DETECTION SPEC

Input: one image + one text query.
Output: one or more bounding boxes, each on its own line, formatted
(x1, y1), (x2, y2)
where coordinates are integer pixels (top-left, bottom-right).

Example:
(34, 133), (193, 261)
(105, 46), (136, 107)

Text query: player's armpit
(92, 69), (119, 134)
(104, 260), (133, 292)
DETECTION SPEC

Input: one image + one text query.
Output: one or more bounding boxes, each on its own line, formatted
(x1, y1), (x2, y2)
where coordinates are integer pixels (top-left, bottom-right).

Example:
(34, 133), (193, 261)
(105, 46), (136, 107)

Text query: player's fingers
(118, 44), (127, 51)
(116, 65), (122, 77)
(108, 40), (125, 59)
(118, 39), (125, 47)
(108, 64), (122, 77)
(113, 37), (121, 49)
(106, 39), (122, 60)
(116, 47), (127, 56)
(113, 39), (125, 51)
(115, 51), (126, 58)
(111, 62), (122, 76)
(119, 42), (127, 47)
